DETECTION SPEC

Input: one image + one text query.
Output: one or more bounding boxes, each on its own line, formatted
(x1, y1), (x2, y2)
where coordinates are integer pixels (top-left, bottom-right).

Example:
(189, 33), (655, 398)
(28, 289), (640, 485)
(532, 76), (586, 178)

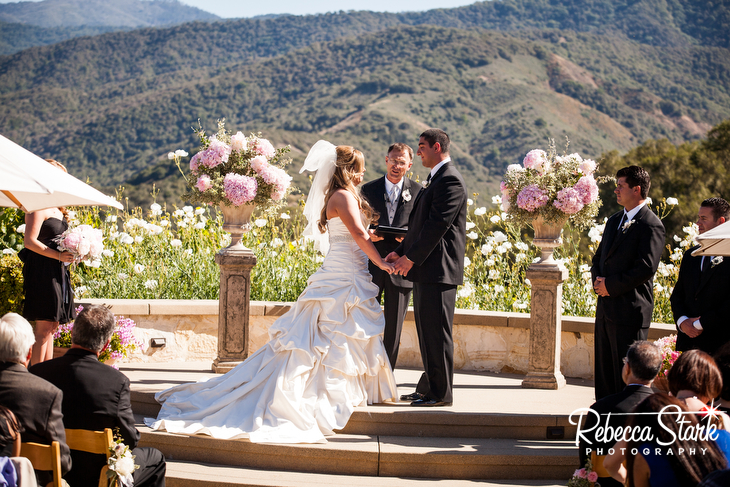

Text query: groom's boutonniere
(622, 219), (635, 233)
(712, 256), (724, 268)
(402, 189), (411, 202)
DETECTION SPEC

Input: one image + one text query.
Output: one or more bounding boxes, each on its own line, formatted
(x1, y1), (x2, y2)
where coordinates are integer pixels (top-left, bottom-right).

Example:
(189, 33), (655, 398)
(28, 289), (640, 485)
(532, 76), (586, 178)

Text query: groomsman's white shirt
(429, 157), (451, 179)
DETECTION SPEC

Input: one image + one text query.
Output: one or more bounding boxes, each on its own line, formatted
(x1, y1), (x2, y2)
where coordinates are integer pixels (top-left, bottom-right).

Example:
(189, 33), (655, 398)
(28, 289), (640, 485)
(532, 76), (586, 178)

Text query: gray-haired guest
(0, 312), (72, 484)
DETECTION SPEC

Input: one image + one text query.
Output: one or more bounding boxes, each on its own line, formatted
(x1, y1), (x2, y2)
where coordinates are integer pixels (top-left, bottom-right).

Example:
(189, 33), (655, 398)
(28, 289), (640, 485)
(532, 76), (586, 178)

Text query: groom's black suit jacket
(361, 176), (422, 289)
(591, 205), (665, 329)
(671, 244), (730, 354)
(395, 162), (467, 285)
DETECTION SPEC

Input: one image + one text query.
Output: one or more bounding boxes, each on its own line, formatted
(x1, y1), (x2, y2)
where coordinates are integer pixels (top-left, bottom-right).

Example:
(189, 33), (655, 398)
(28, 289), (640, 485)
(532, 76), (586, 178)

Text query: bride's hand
(379, 261), (395, 274)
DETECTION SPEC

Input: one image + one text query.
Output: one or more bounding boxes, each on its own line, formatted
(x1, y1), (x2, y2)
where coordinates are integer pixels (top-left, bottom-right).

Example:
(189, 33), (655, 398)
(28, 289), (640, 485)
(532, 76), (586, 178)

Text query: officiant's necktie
(387, 185), (398, 225)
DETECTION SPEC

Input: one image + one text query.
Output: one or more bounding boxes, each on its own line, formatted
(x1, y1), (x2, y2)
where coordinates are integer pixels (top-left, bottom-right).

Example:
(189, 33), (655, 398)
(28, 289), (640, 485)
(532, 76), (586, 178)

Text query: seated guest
(605, 393), (728, 487)
(713, 342), (730, 414)
(668, 349), (730, 429)
(0, 405), (20, 458)
(30, 305), (165, 487)
(578, 340), (661, 487)
(0, 313), (71, 484)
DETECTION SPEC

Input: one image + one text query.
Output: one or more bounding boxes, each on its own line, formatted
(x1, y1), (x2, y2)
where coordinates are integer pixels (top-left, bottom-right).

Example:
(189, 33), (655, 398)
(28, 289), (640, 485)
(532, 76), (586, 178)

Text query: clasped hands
(593, 277), (609, 297)
(384, 252), (413, 276)
(679, 317), (703, 337)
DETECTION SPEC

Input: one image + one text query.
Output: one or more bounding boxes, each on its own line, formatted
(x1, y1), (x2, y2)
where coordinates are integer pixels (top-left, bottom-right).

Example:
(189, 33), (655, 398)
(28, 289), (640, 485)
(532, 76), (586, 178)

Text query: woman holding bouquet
(19, 159), (76, 365)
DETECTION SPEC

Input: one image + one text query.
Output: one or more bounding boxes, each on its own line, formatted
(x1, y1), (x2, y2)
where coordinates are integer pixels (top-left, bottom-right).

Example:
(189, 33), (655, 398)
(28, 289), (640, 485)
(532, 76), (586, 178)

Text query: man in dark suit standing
(0, 313), (72, 482)
(577, 340), (661, 486)
(671, 197), (730, 355)
(361, 143), (422, 368)
(387, 129), (467, 407)
(31, 305), (166, 487)
(591, 166), (665, 400)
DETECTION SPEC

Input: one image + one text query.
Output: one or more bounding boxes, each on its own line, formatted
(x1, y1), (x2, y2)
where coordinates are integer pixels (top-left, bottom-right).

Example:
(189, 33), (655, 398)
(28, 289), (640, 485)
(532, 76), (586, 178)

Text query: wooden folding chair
(64, 428), (115, 487)
(20, 441), (62, 487)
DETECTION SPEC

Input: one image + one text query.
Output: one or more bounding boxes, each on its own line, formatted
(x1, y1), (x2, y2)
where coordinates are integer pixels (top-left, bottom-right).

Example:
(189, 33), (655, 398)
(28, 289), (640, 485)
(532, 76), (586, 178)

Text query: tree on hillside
(597, 119), (730, 241)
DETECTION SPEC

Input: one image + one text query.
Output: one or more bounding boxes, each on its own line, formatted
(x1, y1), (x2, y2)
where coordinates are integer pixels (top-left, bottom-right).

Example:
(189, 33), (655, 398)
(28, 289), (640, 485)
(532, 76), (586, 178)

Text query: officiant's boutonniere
(402, 189), (412, 202)
(712, 256), (724, 268)
(622, 219), (635, 233)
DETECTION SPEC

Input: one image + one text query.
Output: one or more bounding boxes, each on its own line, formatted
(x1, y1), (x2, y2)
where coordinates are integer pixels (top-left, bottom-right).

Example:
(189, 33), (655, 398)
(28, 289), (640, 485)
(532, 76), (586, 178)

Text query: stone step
(165, 460), (567, 486)
(138, 427), (577, 481)
(133, 390), (576, 441)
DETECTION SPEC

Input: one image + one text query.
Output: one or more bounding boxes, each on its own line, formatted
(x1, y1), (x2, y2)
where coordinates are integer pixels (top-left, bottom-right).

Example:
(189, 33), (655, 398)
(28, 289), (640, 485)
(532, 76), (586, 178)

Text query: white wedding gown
(145, 217), (398, 444)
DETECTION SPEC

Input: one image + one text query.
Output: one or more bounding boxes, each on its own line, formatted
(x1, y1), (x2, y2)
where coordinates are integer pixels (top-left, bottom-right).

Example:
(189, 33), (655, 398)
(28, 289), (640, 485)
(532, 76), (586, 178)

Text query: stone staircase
(126, 364), (592, 486)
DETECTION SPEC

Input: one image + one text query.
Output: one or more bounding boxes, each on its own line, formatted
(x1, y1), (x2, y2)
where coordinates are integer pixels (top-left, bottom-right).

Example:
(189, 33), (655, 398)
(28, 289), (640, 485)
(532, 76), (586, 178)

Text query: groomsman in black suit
(671, 197), (730, 355)
(387, 129), (467, 407)
(591, 166), (665, 400)
(361, 143), (423, 368)
(31, 305), (166, 487)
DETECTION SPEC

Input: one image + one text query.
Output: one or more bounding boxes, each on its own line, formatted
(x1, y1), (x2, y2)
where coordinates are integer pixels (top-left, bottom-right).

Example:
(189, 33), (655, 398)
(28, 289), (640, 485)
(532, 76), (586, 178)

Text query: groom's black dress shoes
(400, 392), (424, 401)
(410, 399), (452, 407)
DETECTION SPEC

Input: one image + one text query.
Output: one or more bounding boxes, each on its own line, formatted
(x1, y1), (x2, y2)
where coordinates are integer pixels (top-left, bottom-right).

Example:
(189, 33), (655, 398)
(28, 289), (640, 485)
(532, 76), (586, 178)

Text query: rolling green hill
(0, 1), (728, 210)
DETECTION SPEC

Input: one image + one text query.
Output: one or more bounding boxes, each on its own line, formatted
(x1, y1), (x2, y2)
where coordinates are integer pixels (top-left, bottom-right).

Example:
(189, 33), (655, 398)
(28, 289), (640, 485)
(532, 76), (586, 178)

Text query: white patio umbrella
(0, 134), (123, 212)
(692, 220), (730, 257)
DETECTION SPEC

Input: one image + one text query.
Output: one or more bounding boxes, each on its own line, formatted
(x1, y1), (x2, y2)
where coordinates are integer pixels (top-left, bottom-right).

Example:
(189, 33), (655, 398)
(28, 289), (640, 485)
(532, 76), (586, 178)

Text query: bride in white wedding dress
(145, 141), (398, 444)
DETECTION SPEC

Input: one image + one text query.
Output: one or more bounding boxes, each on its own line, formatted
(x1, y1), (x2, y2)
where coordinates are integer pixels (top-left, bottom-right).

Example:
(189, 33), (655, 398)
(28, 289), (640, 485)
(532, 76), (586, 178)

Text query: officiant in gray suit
(361, 143), (422, 368)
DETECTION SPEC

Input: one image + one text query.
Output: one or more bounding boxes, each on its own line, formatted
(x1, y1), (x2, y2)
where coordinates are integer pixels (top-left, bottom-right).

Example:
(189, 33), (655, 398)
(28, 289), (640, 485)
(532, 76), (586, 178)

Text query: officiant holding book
(362, 143), (422, 368)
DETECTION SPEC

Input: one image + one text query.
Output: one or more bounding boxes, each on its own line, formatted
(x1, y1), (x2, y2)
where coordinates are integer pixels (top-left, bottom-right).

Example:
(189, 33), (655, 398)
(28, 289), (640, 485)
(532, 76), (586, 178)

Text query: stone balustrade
(79, 298), (676, 379)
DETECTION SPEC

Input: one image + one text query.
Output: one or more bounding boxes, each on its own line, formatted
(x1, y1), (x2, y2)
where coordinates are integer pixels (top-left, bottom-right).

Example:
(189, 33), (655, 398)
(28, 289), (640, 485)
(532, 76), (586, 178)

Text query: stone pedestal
(213, 249), (257, 373)
(521, 261), (568, 390)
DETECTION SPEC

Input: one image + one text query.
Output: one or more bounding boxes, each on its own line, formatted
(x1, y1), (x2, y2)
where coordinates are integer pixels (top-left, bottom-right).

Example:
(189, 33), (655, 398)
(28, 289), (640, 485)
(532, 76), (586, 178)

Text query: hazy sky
(0, 1), (482, 18)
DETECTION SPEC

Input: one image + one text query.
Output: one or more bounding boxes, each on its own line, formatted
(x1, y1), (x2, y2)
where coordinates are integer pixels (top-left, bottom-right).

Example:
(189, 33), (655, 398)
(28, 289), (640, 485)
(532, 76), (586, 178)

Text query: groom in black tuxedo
(591, 166), (665, 400)
(387, 129), (467, 407)
(361, 143), (422, 368)
(671, 197), (730, 355)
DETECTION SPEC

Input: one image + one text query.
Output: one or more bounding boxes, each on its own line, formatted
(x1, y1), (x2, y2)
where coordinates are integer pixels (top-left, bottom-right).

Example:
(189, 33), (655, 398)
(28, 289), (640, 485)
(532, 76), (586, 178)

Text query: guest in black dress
(19, 159), (76, 365)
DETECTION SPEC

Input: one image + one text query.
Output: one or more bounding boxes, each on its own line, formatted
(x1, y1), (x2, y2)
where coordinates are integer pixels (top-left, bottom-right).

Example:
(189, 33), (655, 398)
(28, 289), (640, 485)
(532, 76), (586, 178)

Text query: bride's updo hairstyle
(318, 146), (376, 233)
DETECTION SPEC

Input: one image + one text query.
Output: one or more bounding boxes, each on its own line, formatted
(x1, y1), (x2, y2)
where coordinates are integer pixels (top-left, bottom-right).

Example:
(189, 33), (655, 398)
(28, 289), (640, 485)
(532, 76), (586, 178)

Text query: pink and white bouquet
(54, 224), (104, 265)
(174, 120), (293, 209)
(501, 141), (602, 229)
(568, 458), (599, 486)
(107, 437), (138, 487)
(653, 334), (681, 378)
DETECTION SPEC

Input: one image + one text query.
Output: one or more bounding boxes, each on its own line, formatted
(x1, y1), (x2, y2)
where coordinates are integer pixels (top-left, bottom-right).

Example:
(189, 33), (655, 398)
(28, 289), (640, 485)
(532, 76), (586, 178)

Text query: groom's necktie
(617, 211), (627, 231)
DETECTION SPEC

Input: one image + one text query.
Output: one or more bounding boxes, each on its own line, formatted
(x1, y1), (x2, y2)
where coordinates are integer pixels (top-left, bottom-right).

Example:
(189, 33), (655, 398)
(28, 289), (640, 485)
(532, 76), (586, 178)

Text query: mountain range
(0, 0), (728, 209)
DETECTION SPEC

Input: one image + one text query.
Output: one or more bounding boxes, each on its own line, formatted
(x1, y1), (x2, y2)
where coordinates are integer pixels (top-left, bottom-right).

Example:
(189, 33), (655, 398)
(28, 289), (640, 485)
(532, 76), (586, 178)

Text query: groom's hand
(385, 252), (400, 263)
(393, 255), (414, 276)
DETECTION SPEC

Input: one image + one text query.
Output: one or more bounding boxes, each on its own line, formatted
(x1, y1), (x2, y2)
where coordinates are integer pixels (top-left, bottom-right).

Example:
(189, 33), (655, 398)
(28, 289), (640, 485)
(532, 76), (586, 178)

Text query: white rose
(474, 207), (487, 216)
(666, 197), (678, 206)
(493, 231), (508, 243)
(467, 199), (474, 206)
(466, 222), (476, 230)
(467, 232), (478, 240)
(490, 215), (500, 224)
(114, 454), (136, 477)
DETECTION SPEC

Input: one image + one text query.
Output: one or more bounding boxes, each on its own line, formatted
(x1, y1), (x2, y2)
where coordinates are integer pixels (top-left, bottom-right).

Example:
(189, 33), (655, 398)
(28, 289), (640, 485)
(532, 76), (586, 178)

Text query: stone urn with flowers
(500, 140), (603, 389)
(170, 120), (293, 372)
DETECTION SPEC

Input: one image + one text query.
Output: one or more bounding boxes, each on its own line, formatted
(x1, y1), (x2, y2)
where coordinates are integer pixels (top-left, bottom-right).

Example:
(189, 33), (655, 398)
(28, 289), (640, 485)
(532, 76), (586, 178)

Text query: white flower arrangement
(712, 256), (724, 268)
(107, 439), (139, 487)
(402, 189), (412, 202)
(622, 219), (636, 232)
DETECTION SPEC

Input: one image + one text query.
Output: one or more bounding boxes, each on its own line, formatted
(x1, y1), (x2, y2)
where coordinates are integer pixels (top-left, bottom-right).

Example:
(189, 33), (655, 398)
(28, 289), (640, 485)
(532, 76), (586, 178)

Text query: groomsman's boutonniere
(423, 180), (430, 189)
(622, 219), (635, 233)
(712, 256), (724, 268)
(402, 189), (412, 202)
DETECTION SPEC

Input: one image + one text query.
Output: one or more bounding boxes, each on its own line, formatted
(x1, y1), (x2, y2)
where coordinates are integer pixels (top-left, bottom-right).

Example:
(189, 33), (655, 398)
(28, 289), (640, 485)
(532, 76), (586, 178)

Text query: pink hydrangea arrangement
(53, 305), (144, 368)
(501, 140), (603, 230)
(54, 224), (104, 265)
(174, 120), (292, 209)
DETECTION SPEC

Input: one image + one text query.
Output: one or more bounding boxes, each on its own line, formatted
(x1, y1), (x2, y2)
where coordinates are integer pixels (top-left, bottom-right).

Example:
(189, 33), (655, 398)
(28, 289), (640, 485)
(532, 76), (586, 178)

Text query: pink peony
(574, 175), (599, 205)
(253, 138), (276, 159)
(196, 175), (212, 192)
(522, 149), (548, 171)
(201, 138), (232, 168)
(587, 471), (598, 482)
(554, 187), (584, 215)
(62, 232), (82, 250)
(224, 173), (257, 206)
(576, 468), (587, 479)
(516, 184), (549, 211)
(230, 131), (247, 152)
(271, 190), (284, 201)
